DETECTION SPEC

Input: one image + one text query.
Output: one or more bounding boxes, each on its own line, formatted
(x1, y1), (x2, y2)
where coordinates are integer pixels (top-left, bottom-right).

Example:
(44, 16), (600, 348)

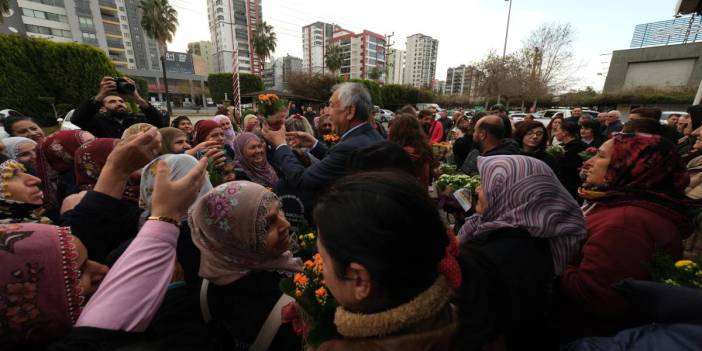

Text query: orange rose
(315, 287), (327, 297)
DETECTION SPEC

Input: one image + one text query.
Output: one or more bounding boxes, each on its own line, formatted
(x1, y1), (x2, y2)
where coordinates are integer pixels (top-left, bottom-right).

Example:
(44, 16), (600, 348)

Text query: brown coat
(317, 321), (459, 351)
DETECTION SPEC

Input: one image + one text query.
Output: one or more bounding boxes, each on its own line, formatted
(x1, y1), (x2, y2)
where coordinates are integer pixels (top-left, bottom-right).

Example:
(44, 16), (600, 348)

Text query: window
(215, 0), (222, 4)
(123, 32), (129, 38)
(82, 32), (97, 40)
(26, 24), (71, 38)
(125, 40), (131, 46)
(216, 7), (223, 13)
(216, 15), (224, 21)
(128, 58), (135, 63)
(26, 0), (64, 6)
(122, 24), (129, 29)
(119, 6), (126, 11)
(120, 15), (127, 21)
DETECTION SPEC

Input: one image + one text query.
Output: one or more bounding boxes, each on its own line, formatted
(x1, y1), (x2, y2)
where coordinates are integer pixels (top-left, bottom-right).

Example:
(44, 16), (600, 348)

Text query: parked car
(378, 109), (395, 123)
(538, 109), (572, 119)
(662, 111), (688, 124)
(509, 112), (529, 122)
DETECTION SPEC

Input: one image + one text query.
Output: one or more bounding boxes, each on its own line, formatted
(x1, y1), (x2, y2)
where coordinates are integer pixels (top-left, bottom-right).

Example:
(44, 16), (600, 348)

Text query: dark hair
(580, 119), (602, 136)
(347, 141), (415, 176)
(546, 115), (565, 132)
(4, 116), (36, 136)
(560, 121), (580, 138)
(489, 104), (506, 113)
(171, 115), (191, 128)
(474, 111), (487, 120)
(397, 104), (416, 114)
(630, 107), (662, 121)
(623, 118), (663, 135)
(477, 116), (505, 140)
(688, 105), (702, 130)
(314, 171), (448, 307)
(513, 121), (548, 150)
(667, 114), (681, 119)
(418, 109), (433, 118)
(388, 114), (434, 167)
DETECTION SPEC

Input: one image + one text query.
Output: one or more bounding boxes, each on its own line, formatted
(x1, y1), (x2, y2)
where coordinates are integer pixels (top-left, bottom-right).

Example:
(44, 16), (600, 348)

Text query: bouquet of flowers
(651, 251), (702, 289)
(256, 93), (288, 117)
(435, 174), (481, 193)
(438, 163), (460, 176)
(546, 144), (566, 158)
(578, 147), (598, 161)
(280, 254), (339, 347)
(293, 231), (318, 261)
(432, 142), (452, 160)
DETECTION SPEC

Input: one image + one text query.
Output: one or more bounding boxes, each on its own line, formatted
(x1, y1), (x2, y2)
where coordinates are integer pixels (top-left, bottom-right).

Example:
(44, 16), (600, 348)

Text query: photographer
(72, 76), (165, 138)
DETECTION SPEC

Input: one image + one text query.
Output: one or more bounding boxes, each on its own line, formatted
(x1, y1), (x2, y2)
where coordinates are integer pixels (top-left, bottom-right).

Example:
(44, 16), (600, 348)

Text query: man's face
(102, 95), (128, 114)
(472, 120), (485, 148)
(572, 107), (582, 118)
(440, 111), (447, 119)
(668, 115), (680, 126)
(420, 114), (433, 128)
(597, 113), (608, 123)
(328, 91), (354, 134)
(607, 112), (618, 123)
(491, 109), (506, 118)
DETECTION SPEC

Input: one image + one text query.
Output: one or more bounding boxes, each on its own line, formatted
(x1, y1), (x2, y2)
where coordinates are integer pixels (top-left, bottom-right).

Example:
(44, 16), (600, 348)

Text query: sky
(167, 0), (678, 92)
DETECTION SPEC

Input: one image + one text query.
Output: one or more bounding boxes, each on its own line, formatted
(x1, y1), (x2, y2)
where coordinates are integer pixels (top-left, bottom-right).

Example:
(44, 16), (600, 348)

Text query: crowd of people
(1, 76), (702, 351)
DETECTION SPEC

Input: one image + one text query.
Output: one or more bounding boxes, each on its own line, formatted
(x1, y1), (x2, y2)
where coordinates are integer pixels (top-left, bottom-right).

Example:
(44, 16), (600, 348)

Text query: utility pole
(497, 0), (513, 105)
(382, 32), (394, 83)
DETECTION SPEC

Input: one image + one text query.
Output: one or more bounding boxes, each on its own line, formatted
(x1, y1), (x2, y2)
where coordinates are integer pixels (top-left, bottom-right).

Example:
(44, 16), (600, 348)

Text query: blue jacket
(272, 122), (383, 191)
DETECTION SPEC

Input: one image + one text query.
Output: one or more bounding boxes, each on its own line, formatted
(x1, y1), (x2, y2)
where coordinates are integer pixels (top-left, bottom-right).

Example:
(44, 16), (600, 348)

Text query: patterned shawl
(188, 181), (302, 286)
(459, 155), (587, 274)
(2, 137), (36, 161)
(74, 138), (141, 205)
(36, 130), (94, 209)
(0, 160), (46, 224)
(233, 132), (278, 188)
(0, 223), (83, 344)
(139, 154), (213, 224)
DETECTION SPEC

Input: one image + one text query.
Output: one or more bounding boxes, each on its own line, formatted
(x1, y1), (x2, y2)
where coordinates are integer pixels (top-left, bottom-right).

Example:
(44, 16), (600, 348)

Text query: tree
(522, 22), (577, 93)
(0, 0), (9, 23)
(368, 67), (382, 81)
(252, 21), (277, 73)
(325, 45), (343, 76)
(476, 52), (528, 104)
(139, 0), (178, 115)
(208, 73), (263, 103)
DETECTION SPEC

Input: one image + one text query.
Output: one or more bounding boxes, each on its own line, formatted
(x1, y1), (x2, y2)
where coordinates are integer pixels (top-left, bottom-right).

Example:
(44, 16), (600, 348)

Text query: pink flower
(207, 195), (230, 220)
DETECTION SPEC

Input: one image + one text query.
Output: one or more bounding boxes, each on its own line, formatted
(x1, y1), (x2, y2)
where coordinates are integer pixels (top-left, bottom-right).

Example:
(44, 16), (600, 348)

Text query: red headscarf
(36, 130), (94, 209)
(74, 138), (140, 204)
(192, 120), (221, 146)
(581, 133), (701, 237)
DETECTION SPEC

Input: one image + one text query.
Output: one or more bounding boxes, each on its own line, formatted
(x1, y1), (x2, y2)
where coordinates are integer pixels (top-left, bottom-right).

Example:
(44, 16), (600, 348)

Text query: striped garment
(458, 155), (587, 274)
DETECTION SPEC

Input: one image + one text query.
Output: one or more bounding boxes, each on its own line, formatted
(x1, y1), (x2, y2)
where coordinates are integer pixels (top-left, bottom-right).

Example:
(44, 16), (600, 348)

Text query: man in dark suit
(263, 82), (383, 191)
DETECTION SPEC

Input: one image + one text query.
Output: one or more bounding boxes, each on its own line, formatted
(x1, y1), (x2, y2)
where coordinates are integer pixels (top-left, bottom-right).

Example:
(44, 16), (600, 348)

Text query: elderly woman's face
(582, 139), (613, 186)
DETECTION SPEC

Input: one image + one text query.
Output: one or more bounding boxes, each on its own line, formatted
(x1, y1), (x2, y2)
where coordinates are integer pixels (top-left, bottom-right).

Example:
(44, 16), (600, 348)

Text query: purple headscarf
(458, 155), (587, 274)
(213, 115), (236, 149)
(0, 223), (83, 343)
(233, 132), (278, 188)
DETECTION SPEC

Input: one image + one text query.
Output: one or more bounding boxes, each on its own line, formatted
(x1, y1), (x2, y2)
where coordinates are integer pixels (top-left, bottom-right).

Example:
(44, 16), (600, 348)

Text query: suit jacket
(272, 123), (383, 191)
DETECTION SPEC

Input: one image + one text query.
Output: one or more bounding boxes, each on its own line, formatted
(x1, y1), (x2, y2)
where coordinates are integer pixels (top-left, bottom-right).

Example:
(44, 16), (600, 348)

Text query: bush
(559, 87), (696, 107)
(208, 73), (264, 103)
(0, 34), (120, 124)
(348, 79), (383, 107)
(287, 73), (341, 102)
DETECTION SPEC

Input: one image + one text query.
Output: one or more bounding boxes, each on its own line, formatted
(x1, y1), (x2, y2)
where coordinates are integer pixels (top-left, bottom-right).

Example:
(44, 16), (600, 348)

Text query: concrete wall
(603, 42), (702, 93)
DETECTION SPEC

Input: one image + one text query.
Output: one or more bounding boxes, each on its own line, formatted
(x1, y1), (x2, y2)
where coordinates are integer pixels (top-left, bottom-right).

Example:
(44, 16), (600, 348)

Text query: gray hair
(608, 110), (621, 118)
(332, 82), (372, 122)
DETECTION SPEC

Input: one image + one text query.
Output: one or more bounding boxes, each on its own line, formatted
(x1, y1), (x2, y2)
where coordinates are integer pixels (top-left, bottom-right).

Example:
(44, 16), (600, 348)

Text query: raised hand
(151, 157), (208, 221)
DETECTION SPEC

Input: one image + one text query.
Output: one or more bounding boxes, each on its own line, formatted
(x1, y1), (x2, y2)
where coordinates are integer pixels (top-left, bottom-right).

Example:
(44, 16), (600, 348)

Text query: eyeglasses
(526, 130), (544, 138)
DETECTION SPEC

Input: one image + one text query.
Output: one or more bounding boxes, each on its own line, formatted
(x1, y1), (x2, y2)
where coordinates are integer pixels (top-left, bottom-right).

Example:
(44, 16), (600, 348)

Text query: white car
(538, 109), (572, 119)
(378, 109), (395, 123)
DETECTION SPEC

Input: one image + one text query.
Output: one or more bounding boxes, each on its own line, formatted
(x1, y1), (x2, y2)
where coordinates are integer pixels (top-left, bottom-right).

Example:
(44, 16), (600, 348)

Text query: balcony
(102, 22), (121, 35)
(99, 0), (118, 11)
(107, 39), (124, 49)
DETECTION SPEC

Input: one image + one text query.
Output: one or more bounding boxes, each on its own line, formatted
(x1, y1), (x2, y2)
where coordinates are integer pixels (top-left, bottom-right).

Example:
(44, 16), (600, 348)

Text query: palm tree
(252, 21), (277, 74)
(139, 0), (178, 115)
(325, 45), (343, 76)
(0, 0), (10, 23)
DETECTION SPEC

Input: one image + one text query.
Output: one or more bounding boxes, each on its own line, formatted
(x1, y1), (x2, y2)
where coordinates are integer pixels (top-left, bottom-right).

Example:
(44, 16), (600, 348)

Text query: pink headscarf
(0, 223), (83, 344)
(233, 132), (278, 188)
(213, 115), (236, 149)
(188, 181), (302, 286)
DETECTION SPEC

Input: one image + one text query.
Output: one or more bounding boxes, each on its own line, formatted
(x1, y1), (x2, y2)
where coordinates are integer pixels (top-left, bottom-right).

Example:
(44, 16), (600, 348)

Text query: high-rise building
(301, 21), (337, 74)
(331, 28), (386, 80)
(404, 33), (439, 88)
(188, 40), (217, 74)
(207, 0), (262, 74)
(264, 55), (303, 91)
(386, 48), (405, 84)
(445, 64), (481, 98)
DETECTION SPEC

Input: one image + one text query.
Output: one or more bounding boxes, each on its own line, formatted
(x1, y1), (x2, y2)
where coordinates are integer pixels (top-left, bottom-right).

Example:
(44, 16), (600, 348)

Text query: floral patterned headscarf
(74, 138), (141, 205)
(36, 130), (94, 209)
(0, 223), (83, 344)
(188, 181), (302, 286)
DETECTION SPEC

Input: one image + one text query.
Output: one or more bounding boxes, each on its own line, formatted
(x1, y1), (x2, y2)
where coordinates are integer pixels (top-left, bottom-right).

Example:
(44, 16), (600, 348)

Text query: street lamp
(497, 0), (513, 105)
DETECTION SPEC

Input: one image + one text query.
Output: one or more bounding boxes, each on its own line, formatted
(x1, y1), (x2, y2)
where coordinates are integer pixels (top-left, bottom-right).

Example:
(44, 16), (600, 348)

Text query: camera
(112, 77), (136, 95)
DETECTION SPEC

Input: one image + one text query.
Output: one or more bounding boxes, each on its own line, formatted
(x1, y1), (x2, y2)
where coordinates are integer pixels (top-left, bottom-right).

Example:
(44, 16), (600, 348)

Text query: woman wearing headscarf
(0, 159), (50, 223)
(213, 114), (237, 149)
(560, 133), (699, 338)
(458, 155), (586, 350)
(158, 127), (190, 155)
(121, 122), (157, 139)
(75, 138), (141, 205)
(233, 132), (279, 188)
(0, 223), (108, 348)
(190, 181), (301, 350)
(35, 130), (95, 215)
(2, 136), (37, 166)
(139, 154), (213, 286)
(243, 114), (261, 133)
